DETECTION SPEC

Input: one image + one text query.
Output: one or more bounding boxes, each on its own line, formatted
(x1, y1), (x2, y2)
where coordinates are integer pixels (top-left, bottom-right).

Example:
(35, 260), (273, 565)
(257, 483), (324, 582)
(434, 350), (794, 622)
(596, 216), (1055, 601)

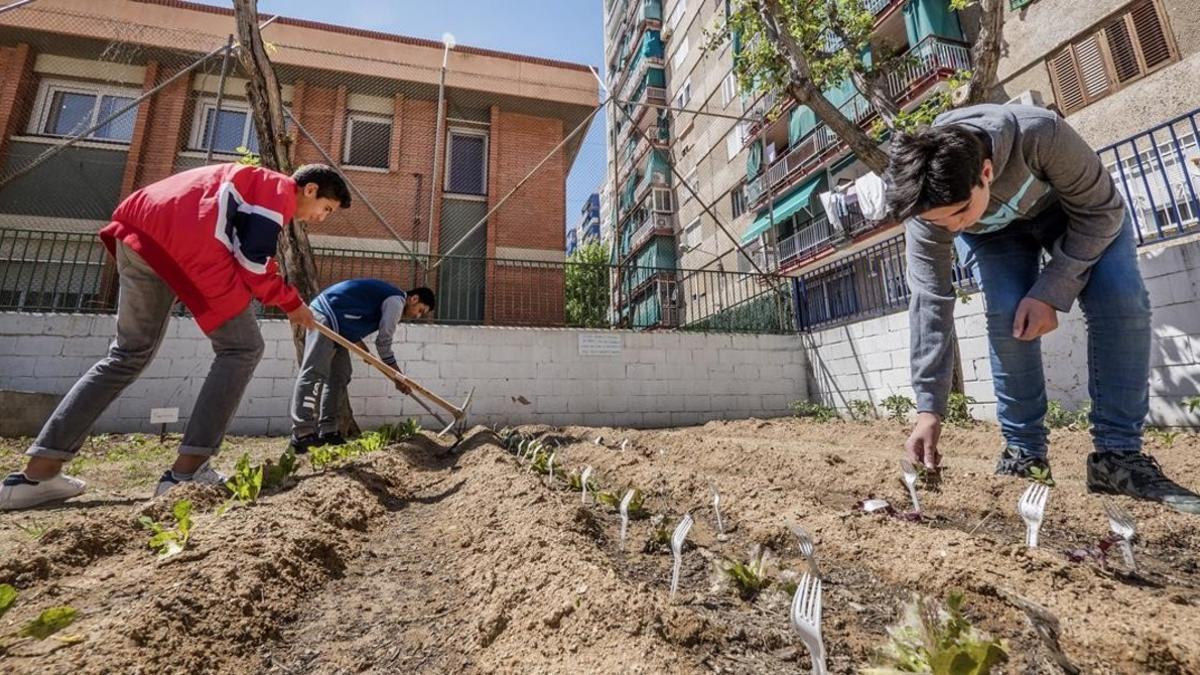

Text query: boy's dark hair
(884, 125), (989, 222)
(292, 164), (352, 209)
(408, 287), (436, 312)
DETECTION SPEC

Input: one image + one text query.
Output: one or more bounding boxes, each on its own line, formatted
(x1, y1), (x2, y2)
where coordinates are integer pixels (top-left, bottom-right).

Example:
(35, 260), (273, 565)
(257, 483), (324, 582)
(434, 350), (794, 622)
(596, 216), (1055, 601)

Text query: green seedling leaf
(140, 500), (192, 557)
(721, 546), (771, 600)
(0, 583), (16, 618)
(866, 590), (1008, 675)
(225, 453), (263, 505)
(19, 606), (78, 640)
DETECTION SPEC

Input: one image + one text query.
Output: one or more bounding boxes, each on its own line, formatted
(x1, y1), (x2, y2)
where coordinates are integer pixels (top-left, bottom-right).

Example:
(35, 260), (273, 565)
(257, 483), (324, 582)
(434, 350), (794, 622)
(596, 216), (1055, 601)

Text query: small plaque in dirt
(150, 407), (179, 424)
(578, 333), (622, 356)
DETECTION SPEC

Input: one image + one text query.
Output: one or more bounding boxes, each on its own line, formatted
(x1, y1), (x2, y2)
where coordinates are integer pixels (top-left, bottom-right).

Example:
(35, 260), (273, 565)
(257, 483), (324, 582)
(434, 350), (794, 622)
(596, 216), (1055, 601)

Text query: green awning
(740, 175), (823, 244)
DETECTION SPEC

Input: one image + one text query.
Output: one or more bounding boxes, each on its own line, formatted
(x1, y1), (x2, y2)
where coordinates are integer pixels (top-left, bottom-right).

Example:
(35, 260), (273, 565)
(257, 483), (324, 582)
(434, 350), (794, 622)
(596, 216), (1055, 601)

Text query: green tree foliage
(566, 241), (612, 328)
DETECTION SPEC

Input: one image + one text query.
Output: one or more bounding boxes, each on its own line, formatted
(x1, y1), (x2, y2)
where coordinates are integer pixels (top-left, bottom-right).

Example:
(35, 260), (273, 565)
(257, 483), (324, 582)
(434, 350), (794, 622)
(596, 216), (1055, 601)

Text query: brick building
(0, 0), (598, 326)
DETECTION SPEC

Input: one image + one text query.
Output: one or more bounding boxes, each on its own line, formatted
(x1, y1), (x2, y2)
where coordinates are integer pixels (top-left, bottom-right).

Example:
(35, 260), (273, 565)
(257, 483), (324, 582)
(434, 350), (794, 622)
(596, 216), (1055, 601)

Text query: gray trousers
(289, 313), (351, 438)
(27, 243), (265, 460)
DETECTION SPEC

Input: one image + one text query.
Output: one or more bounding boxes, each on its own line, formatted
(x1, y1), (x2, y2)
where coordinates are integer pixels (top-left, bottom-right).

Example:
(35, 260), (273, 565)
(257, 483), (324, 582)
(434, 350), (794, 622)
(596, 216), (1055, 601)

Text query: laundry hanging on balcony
(903, 0), (964, 44)
(740, 174), (823, 245)
(746, 139), (763, 180)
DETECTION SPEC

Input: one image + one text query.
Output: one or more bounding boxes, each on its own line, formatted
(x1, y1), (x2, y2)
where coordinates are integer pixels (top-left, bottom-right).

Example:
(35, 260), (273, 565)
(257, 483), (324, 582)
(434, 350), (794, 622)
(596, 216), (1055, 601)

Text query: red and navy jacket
(100, 163), (303, 334)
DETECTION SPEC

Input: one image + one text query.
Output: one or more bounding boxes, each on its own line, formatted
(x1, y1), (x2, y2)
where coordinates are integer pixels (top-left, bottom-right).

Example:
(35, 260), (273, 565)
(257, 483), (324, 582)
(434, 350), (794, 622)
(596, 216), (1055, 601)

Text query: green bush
(848, 399), (875, 421)
(1045, 400), (1091, 430)
(790, 400), (840, 423)
(881, 395), (916, 423)
(945, 393), (977, 427)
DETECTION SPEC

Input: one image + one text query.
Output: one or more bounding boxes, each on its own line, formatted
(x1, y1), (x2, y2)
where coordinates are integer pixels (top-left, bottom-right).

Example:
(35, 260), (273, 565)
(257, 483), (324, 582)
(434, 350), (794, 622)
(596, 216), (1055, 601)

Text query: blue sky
(196, 0), (608, 232)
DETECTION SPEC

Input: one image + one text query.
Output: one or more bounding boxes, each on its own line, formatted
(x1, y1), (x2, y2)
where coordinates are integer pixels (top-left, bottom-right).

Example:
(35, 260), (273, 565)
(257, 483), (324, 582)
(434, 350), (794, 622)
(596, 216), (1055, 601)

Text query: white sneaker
(0, 472), (86, 510)
(153, 460), (227, 497)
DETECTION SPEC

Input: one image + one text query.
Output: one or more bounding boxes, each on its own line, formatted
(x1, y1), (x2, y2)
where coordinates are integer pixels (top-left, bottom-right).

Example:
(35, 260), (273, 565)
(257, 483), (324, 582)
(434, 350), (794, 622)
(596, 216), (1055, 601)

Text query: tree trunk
(231, 0), (360, 437)
(962, 0), (1005, 105)
(759, 0), (890, 173)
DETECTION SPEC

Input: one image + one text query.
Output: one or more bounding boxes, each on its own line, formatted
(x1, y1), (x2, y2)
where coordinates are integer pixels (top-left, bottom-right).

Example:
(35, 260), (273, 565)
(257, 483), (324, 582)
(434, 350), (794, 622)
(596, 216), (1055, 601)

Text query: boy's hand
(393, 377), (412, 395)
(1013, 297), (1057, 341)
(906, 412), (942, 471)
(287, 304), (317, 330)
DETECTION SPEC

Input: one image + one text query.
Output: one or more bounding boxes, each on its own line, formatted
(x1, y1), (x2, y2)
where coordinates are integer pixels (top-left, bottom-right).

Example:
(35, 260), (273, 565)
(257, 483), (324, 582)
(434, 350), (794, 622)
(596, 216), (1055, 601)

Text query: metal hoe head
(436, 387), (475, 439)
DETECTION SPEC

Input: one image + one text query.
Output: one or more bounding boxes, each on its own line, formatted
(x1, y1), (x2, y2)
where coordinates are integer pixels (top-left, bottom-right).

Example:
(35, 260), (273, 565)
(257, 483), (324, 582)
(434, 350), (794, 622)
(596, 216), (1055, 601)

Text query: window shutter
(1102, 16), (1141, 83)
(1073, 35), (1112, 102)
(1048, 50), (1085, 114)
(1131, 0), (1172, 70)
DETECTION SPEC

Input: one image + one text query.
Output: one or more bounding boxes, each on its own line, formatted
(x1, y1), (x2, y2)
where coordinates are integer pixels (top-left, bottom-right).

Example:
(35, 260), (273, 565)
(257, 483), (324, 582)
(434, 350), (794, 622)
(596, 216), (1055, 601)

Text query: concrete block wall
(806, 237), (1200, 427)
(0, 315), (808, 436)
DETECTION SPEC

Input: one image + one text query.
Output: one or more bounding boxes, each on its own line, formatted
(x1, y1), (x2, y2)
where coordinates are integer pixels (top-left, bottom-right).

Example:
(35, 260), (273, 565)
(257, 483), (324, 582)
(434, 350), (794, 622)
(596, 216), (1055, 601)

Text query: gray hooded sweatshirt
(905, 104), (1125, 415)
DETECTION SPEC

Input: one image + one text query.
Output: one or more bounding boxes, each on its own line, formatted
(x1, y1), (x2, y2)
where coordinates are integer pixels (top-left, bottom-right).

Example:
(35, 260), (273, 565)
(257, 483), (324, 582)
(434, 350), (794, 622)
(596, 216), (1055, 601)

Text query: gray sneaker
(154, 460), (227, 497)
(1087, 452), (1200, 514)
(995, 446), (1054, 485)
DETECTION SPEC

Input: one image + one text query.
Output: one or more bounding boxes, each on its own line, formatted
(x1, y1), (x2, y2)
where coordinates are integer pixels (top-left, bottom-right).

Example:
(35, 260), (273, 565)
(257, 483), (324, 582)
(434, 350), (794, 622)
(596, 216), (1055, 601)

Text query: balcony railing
(744, 36), (970, 210)
(778, 215), (834, 264)
(884, 36), (971, 102)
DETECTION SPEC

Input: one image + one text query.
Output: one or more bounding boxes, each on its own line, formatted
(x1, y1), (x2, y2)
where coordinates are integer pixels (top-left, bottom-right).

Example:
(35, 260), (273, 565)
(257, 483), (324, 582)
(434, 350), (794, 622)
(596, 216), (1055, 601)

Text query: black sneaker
(1087, 452), (1200, 514)
(995, 446), (1055, 485)
(317, 432), (347, 447)
(288, 434), (320, 455)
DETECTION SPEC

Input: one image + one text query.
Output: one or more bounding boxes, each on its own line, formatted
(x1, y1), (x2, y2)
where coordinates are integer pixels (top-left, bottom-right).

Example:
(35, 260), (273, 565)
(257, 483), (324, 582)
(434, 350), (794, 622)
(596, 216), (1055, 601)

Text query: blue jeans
(956, 202), (1150, 458)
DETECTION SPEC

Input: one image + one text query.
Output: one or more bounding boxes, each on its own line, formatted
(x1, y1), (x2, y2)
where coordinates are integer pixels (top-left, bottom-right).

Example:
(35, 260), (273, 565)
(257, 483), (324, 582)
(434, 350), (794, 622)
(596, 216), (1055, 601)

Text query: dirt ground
(1, 419), (1199, 674)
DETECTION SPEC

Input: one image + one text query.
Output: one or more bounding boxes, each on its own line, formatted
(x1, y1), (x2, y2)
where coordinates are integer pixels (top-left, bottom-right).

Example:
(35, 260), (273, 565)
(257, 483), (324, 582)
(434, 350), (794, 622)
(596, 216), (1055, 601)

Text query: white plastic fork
(1103, 499), (1138, 572)
(791, 525), (822, 578)
(669, 513), (694, 602)
(1018, 483), (1051, 548)
(899, 458), (922, 514)
(790, 571), (827, 675)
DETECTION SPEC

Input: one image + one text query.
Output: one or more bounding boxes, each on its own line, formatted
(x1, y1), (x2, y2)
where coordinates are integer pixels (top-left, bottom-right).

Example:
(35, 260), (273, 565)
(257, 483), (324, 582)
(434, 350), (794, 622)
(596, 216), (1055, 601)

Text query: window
(673, 77), (693, 110)
(1047, 0), (1176, 115)
(446, 129), (488, 196)
(684, 217), (702, 249)
(672, 36), (690, 70)
(681, 167), (699, 203)
(720, 72), (737, 107)
(725, 127), (742, 160)
(666, 0), (687, 33)
(31, 80), (140, 143)
(652, 186), (674, 212)
(191, 100), (259, 154)
(730, 184), (747, 218)
(344, 113), (392, 169)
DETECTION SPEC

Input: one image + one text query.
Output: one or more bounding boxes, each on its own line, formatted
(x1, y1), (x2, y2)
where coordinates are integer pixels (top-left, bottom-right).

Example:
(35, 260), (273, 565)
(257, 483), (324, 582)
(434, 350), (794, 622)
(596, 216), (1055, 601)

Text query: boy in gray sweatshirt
(886, 104), (1197, 513)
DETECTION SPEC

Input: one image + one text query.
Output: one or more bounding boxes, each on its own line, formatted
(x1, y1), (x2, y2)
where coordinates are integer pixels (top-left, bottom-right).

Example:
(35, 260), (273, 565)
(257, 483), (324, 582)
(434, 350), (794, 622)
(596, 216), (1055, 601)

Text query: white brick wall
(805, 237), (1200, 427)
(0, 317), (809, 435)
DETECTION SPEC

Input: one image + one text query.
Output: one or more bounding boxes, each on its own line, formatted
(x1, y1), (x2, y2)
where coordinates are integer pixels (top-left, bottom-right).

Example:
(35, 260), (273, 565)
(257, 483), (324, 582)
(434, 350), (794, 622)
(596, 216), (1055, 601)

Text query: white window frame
(188, 98), (257, 154)
(673, 77), (693, 110)
(725, 127), (741, 160)
(681, 167), (699, 203)
(29, 78), (142, 144)
(342, 112), (393, 171)
(720, 71), (737, 107)
(444, 127), (489, 200)
(683, 216), (703, 249)
(667, 0), (687, 33)
(672, 35), (690, 70)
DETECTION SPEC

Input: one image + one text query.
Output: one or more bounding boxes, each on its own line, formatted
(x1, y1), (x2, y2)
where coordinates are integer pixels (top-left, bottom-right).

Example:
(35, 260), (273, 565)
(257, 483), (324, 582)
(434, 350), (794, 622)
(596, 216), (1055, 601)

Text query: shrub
(881, 395), (916, 423)
(945, 393), (977, 427)
(790, 400), (840, 423)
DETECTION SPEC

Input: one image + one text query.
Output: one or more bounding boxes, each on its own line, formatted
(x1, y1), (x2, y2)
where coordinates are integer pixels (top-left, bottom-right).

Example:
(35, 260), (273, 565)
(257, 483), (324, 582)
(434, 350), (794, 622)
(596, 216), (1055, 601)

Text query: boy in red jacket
(0, 163), (350, 511)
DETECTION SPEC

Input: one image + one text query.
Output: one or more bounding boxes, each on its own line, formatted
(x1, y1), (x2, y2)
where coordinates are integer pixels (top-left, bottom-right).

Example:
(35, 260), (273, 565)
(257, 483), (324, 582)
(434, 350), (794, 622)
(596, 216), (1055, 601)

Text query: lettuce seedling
(721, 546), (771, 600)
(864, 591), (1008, 675)
(138, 499), (193, 558)
(596, 487), (646, 517)
(225, 453), (263, 505)
(18, 606), (78, 640)
(0, 584), (15, 618)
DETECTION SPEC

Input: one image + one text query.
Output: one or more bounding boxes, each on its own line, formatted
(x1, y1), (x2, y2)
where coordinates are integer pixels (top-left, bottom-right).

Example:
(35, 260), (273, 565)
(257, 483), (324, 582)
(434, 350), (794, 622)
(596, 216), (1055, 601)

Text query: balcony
(744, 36), (970, 210)
(778, 215), (835, 265)
(606, 0), (663, 62)
(625, 211), (675, 258)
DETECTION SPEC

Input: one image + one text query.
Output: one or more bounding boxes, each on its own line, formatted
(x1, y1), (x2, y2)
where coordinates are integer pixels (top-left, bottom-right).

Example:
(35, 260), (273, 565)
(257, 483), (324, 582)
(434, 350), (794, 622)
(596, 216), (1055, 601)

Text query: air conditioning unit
(654, 214), (671, 230)
(1006, 90), (1043, 107)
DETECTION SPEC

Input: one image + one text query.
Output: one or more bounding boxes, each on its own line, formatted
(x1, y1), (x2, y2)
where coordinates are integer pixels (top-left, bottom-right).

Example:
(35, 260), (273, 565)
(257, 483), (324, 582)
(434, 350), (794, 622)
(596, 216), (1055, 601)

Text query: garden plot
(0, 418), (1198, 674)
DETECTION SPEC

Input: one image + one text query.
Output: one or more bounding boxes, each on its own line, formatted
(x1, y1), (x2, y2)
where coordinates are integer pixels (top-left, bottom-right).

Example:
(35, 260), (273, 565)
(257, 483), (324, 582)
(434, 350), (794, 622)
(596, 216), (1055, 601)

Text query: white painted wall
(806, 237), (1200, 427)
(0, 317), (809, 436)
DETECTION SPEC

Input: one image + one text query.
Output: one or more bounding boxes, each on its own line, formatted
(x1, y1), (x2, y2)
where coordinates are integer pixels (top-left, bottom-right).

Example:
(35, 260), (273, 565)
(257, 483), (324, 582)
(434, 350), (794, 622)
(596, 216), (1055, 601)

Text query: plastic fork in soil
(790, 571), (827, 675)
(580, 466), (593, 505)
(1103, 499), (1138, 572)
(711, 484), (725, 535)
(1019, 483), (1050, 549)
(791, 525), (821, 578)
(619, 489), (635, 547)
(670, 513), (694, 602)
(899, 458), (922, 514)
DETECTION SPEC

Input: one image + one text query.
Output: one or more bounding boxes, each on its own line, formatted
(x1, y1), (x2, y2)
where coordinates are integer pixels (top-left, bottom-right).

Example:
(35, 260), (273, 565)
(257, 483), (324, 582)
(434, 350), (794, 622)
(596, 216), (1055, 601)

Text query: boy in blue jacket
(289, 280), (435, 451)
